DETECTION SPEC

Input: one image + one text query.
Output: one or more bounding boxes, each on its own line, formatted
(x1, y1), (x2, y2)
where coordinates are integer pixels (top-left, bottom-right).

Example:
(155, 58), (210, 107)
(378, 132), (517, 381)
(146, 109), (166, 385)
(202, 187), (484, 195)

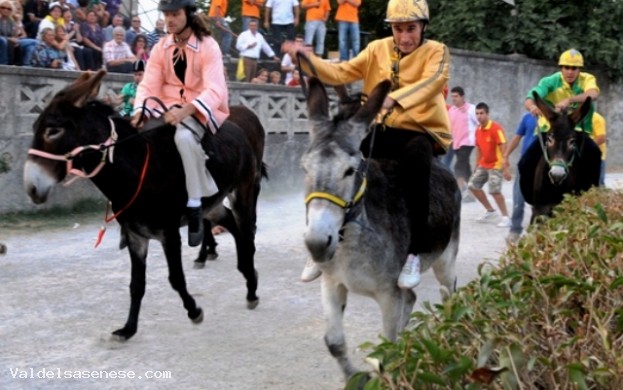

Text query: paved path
(1, 174), (621, 389)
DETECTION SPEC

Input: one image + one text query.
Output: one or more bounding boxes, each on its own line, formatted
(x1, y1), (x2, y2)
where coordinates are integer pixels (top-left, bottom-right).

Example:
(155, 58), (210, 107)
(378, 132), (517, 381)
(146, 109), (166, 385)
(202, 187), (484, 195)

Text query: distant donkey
(301, 77), (461, 380)
(519, 92), (601, 223)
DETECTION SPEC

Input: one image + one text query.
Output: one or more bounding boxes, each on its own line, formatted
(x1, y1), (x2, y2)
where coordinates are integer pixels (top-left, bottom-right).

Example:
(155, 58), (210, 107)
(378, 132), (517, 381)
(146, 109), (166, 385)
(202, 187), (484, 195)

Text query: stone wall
(0, 49), (620, 213)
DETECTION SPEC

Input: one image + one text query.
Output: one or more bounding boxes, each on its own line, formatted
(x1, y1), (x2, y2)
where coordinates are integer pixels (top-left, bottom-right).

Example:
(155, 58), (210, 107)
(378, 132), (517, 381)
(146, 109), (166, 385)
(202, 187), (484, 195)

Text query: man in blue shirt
(502, 112), (537, 244)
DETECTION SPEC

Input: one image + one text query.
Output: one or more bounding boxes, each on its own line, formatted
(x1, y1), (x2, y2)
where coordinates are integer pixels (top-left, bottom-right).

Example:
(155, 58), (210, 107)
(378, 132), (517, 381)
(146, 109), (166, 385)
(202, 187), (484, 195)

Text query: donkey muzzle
(548, 163), (568, 186)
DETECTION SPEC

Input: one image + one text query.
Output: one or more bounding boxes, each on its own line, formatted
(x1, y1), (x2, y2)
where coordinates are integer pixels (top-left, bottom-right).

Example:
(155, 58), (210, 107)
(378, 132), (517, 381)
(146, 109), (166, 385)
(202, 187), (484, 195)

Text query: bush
(350, 188), (623, 389)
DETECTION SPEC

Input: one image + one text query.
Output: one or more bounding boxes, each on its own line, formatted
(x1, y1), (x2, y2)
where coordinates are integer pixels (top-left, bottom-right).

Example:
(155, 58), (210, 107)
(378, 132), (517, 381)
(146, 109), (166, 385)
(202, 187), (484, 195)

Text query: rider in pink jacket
(132, 0), (229, 247)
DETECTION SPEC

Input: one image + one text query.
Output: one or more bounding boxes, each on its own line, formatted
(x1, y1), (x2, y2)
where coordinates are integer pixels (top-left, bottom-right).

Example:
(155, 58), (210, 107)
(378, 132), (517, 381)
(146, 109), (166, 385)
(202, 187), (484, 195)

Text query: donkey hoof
(246, 298), (259, 310)
(111, 327), (135, 341)
(206, 252), (218, 261)
(0, 243), (7, 255)
(190, 307), (204, 324)
(193, 260), (206, 269)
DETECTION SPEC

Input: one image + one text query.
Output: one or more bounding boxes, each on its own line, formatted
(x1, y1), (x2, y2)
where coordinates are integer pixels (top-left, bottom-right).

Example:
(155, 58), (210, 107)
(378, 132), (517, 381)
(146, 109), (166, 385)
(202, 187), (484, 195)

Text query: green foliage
(0, 154), (10, 174)
(350, 188), (623, 388)
(355, 0), (623, 80)
(424, 0), (623, 80)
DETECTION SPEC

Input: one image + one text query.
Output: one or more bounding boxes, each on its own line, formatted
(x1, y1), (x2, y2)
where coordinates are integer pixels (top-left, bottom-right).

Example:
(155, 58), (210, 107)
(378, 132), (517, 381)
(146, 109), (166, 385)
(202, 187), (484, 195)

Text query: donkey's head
(24, 70), (113, 203)
(302, 77), (391, 263)
(533, 91), (592, 186)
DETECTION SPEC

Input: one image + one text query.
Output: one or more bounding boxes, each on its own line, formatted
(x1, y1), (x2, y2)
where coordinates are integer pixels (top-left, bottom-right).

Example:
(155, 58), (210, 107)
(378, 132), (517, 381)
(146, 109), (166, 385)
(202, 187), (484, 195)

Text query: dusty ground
(1, 174), (622, 390)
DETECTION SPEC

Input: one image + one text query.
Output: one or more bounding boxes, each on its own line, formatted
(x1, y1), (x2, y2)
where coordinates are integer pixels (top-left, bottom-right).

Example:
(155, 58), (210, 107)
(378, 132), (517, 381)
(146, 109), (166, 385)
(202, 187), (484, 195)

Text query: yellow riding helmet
(385, 0), (429, 23)
(558, 49), (584, 67)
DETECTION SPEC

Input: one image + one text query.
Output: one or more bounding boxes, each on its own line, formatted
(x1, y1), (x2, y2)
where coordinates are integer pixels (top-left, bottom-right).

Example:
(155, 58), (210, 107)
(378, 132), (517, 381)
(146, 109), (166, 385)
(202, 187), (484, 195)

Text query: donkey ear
(569, 96), (592, 126)
(352, 80), (392, 125)
(307, 77), (329, 120)
(64, 70), (108, 107)
(532, 91), (557, 123)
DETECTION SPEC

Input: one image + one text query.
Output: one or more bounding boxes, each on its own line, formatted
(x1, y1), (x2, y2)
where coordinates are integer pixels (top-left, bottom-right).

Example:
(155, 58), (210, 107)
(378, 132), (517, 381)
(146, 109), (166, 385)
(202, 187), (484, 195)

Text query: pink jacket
(134, 34), (229, 133)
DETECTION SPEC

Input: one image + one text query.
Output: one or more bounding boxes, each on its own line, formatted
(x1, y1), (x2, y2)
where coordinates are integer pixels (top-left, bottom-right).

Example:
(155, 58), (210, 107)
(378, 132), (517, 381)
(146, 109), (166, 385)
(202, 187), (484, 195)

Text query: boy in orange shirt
(335, 0), (360, 60)
(241, 0), (265, 30)
(301, 0), (330, 56)
(468, 102), (512, 227)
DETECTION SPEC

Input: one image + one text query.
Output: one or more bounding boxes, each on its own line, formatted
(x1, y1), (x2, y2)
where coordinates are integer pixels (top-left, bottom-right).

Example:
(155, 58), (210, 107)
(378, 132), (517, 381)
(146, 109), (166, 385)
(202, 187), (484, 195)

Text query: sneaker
(505, 232), (521, 244)
(301, 258), (321, 282)
(187, 207), (204, 247)
(477, 210), (498, 222)
(497, 216), (511, 228)
(398, 254), (421, 289)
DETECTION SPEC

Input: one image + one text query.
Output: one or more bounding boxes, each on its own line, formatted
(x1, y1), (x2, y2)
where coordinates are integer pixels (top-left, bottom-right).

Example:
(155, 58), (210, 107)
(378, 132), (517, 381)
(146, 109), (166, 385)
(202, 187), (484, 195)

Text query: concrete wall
(0, 49), (620, 213)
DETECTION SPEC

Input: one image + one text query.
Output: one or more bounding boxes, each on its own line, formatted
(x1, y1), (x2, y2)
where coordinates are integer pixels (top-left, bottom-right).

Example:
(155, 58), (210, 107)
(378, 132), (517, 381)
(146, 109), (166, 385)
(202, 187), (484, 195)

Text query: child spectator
(269, 70), (281, 84)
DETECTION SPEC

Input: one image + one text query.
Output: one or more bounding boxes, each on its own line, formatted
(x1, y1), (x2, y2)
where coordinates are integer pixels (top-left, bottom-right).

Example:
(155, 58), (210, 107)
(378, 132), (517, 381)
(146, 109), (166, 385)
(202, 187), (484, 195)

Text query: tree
(356, 0), (623, 80)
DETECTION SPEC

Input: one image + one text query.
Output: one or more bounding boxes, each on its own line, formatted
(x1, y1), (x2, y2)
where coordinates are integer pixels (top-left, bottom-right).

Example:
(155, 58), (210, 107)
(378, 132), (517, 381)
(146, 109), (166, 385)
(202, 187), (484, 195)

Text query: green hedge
(349, 188), (623, 389)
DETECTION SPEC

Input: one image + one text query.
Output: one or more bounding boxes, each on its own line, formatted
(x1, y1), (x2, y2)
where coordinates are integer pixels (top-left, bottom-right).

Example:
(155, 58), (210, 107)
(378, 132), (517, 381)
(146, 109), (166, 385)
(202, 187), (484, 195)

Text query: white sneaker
(477, 210), (498, 222)
(505, 232), (521, 244)
(497, 216), (511, 228)
(398, 254), (421, 289)
(300, 258), (321, 282)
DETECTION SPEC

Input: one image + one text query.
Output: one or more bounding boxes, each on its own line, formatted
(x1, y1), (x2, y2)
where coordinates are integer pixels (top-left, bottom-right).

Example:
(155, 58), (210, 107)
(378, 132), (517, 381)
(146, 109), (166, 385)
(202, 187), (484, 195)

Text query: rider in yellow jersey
(285, 0), (451, 290)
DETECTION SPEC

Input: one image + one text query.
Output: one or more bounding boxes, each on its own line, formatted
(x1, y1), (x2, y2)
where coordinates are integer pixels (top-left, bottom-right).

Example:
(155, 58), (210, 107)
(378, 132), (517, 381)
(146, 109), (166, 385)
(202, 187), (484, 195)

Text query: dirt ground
(1, 174), (622, 390)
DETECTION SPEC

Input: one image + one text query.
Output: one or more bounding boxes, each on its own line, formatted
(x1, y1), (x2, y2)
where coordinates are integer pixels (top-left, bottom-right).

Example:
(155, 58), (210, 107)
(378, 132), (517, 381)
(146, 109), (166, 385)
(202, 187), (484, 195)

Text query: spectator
(108, 59), (145, 117)
(251, 68), (268, 83)
(74, 0), (88, 22)
(131, 33), (150, 61)
(37, 1), (66, 39)
(80, 9), (104, 68)
(269, 70), (281, 84)
(468, 102), (511, 227)
(0, 0), (16, 65)
(236, 19), (280, 82)
(7, 2), (39, 66)
(32, 26), (66, 68)
(103, 13), (124, 42)
(62, 8), (94, 69)
(90, 0), (110, 27)
(301, 0), (330, 57)
(448, 86), (478, 200)
(147, 18), (165, 47)
(241, 0), (264, 31)
(280, 34), (302, 85)
(103, 26), (135, 73)
(23, 0), (49, 38)
(502, 112), (537, 244)
(53, 24), (79, 69)
(591, 112), (607, 187)
(208, 0), (234, 60)
(286, 69), (300, 86)
(125, 15), (142, 45)
(105, 0), (122, 20)
(335, 0), (360, 61)
(264, 0), (299, 56)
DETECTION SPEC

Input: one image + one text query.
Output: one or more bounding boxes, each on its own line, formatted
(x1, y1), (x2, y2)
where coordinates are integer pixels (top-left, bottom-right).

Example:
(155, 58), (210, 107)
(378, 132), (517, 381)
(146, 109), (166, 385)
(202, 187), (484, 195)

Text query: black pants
(361, 126), (436, 255)
(454, 145), (474, 180)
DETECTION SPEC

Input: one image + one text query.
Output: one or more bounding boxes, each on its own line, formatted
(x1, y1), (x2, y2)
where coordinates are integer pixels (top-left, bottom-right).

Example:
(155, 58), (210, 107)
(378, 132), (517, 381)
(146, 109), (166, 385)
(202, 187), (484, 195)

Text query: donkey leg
(193, 218), (218, 269)
(162, 230), (203, 323)
(112, 233), (149, 340)
(229, 194), (260, 309)
(432, 238), (459, 300)
(322, 278), (357, 380)
(377, 289), (416, 341)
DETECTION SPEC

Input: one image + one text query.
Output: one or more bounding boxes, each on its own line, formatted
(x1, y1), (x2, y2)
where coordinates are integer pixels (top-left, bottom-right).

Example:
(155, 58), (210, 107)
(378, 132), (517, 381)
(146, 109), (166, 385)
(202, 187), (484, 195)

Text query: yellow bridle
(304, 177), (368, 209)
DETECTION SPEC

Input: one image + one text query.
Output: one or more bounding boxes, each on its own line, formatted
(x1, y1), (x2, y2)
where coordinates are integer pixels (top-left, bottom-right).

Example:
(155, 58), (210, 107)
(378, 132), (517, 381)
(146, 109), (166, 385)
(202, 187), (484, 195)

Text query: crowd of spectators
(1, 0), (362, 85)
(0, 0), (159, 73)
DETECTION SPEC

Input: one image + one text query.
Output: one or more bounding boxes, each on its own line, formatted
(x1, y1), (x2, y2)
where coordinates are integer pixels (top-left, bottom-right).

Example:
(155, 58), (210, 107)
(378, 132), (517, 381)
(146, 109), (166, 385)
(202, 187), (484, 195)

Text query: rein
(28, 117), (119, 186)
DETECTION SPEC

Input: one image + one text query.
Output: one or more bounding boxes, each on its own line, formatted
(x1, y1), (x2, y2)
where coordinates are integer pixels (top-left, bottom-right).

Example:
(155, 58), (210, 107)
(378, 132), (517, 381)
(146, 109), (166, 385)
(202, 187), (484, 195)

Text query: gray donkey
(302, 77), (461, 380)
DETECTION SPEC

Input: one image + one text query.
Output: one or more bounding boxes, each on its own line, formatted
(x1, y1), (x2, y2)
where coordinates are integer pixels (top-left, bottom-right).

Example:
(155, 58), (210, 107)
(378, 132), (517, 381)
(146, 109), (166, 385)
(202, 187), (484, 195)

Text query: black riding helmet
(158, 0), (197, 29)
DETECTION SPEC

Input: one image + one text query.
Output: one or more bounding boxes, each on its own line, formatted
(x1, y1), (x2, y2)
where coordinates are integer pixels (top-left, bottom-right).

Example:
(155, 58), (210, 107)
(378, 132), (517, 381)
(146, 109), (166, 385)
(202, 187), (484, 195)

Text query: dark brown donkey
(23, 70), (267, 340)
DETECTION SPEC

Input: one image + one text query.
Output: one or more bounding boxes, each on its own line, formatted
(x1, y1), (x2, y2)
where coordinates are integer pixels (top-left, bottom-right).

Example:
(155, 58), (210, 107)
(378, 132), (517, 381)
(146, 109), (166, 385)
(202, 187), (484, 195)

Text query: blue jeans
(510, 171), (525, 234)
(217, 19), (233, 56)
(0, 37), (8, 65)
(441, 147), (455, 171)
(305, 20), (327, 56)
(19, 38), (38, 66)
(599, 160), (605, 186)
(338, 21), (360, 60)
